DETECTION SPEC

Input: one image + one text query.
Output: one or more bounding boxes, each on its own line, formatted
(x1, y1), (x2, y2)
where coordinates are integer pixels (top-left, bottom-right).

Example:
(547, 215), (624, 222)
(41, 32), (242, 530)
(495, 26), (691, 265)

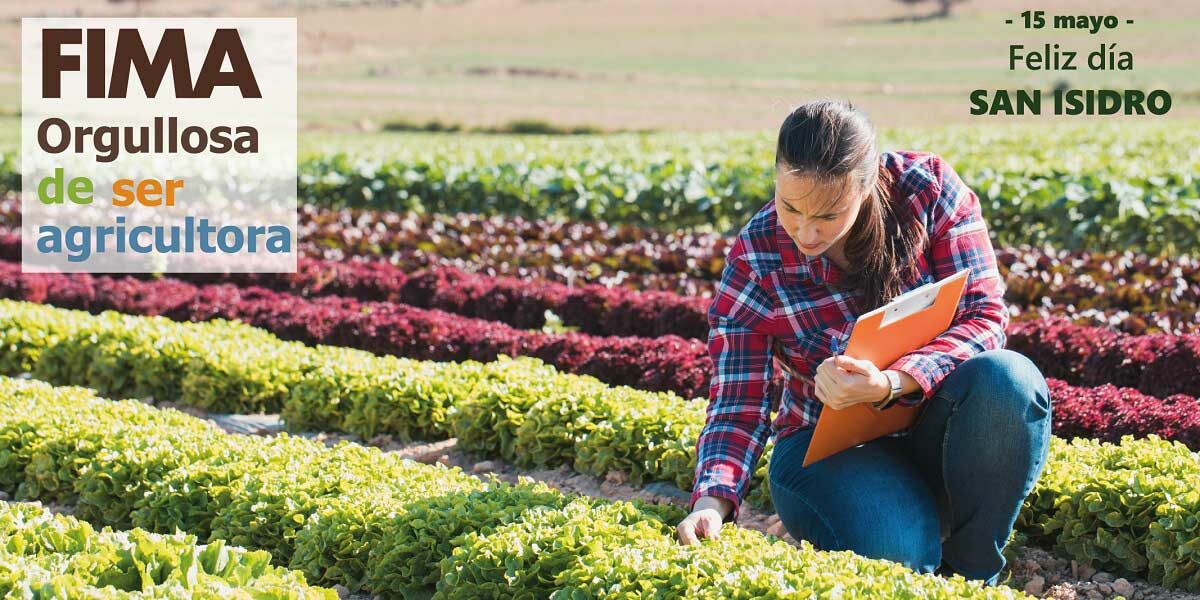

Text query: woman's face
(774, 170), (865, 257)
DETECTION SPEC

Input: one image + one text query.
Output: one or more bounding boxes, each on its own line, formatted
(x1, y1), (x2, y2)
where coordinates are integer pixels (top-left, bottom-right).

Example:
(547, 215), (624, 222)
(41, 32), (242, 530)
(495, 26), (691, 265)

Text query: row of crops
(0, 376), (1020, 599)
(4, 299), (1200, 591)
(292, 123), (1200, 250)
(290, 203), (1200, 314)
(3, 254), (1198, 401)
(0, 500), (334, 598)
(1, 121), (1199, 252)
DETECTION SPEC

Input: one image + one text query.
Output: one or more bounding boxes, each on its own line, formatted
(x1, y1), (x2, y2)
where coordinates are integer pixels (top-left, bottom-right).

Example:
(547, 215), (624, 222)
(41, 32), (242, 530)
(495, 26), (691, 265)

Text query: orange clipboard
(801, 267), (972, 467)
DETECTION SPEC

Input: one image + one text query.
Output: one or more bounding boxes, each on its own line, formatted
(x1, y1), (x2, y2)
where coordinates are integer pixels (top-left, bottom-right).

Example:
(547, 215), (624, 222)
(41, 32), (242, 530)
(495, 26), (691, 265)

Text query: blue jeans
(768, 349), (1052, 585)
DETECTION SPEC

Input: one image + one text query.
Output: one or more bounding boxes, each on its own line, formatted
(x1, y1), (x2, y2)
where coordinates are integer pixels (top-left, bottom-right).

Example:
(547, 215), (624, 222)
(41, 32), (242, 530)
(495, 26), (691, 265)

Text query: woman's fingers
(677, 510), (723, 545)
(697, 512), (722, 540)
(677, 516), (701, 545)
(816, 356), (883, 409)
(835, 354), (873, 376)
(814, 373), (830, 404)
(816, 371), (847, 409)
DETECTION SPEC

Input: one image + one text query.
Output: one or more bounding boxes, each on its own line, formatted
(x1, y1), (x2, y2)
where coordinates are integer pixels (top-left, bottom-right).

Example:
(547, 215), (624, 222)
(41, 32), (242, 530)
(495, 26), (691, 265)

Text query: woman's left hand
(814, 355), (890, 410)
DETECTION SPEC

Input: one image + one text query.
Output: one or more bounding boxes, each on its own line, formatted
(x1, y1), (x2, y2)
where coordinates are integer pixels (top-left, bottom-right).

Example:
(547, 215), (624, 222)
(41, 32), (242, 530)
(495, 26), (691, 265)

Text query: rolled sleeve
(691, 250), (777, 523)
(886, 156), (1009, 406)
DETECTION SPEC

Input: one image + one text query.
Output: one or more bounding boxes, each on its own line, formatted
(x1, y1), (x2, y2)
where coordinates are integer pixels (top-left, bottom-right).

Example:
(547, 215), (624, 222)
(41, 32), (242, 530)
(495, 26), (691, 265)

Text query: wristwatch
(874, 370), (903, 410)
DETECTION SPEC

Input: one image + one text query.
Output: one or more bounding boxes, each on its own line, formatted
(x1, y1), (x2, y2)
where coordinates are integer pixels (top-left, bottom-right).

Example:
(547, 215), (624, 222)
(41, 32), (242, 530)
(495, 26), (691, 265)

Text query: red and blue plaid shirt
(691, 150), (1010, 521)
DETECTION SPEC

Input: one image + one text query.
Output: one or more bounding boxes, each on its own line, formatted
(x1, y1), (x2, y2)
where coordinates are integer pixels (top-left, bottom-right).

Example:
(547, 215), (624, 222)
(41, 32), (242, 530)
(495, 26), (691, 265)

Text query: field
(1, 0), (1199, 138)
(4, 119), (1200, 597)
(3, 1), (1200, 598)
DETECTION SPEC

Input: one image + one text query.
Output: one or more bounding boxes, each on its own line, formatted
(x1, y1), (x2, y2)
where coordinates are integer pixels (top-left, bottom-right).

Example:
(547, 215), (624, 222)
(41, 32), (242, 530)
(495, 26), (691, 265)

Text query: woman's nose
(797, 224), (821, 245)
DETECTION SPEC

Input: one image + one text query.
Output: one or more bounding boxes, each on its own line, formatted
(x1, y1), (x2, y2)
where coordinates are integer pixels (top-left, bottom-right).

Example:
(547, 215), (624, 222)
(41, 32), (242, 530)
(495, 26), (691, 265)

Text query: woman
(676, 99), (1051, 586)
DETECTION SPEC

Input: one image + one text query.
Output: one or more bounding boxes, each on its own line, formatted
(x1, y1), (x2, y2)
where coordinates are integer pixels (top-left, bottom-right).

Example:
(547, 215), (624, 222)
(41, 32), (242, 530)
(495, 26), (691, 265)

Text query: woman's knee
(943, 349), (1051, 418)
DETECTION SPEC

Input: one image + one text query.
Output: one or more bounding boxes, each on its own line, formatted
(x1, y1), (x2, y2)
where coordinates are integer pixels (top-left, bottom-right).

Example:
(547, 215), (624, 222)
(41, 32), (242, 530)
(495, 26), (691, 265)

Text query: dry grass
(0, 0), (1196, 133)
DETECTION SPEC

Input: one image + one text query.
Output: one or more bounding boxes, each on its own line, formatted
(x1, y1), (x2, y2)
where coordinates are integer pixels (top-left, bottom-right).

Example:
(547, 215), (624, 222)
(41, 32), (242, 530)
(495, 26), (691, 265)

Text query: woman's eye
(779, 204), (833, 219)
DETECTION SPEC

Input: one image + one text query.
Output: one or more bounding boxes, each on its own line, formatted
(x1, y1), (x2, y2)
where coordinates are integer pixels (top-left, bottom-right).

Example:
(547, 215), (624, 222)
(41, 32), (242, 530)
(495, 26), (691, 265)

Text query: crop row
(0, 229), (714, 340)
(297, 213), (1200, 337)
(5, 300), (1200, 587)
(6, 294), (1200, 450)
(0, 501), (334, 599)
(290, 134), (1200, 254)
(0, 261), (714, 399)
(0, 376), (1018, 599)
(297, 121), (1199, 187)
(1047, 379), (1200, 450)
(0, 198), (723, 296)
(11, 195), (1200, 309)
(0, 300), (722, 494)
(5, 259), (1200, 401)
(4, 190), (1199, 334)
(285, 251), (1199, 338)
(296, 202), (735, 280)
(6, 222), (1196, 340)
(294, 217), (1200, 336)
(9, 259), (1200, 403)
(4, 290), (1199, 453)
(291, 202), (1200, 291)
(1009, 305), (1200, 337)
(1007, 317), (1200, 399)
(0, 198), (730, 283)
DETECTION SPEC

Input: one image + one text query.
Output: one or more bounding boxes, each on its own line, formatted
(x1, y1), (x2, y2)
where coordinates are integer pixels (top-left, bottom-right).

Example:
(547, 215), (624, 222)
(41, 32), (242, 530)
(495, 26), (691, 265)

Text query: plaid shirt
(691, 150), (1009, 521)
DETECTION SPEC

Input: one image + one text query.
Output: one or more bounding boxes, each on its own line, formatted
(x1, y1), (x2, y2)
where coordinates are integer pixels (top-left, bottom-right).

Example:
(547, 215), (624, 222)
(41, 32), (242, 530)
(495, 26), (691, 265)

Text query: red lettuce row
(6, 227), (1192, 342)
(378, 258), (1192, 340)
(0, 260), (713, 399)
(4, 251), (1199, 402)
(393, 267), (710, 340)
(1007, 316), (1200, 399)
(294, 203), (733, 280)
(0, 232), (712, 340)
(205, 210), (1200, 326)
(293, 205), (1200, 316)
(1048, 378), (1200, 450)
(294, 204), (1200, 300)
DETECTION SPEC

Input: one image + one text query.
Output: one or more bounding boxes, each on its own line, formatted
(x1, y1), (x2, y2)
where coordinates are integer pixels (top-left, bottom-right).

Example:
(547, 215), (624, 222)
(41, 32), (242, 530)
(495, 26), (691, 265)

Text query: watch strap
(874, 370), (902, 409)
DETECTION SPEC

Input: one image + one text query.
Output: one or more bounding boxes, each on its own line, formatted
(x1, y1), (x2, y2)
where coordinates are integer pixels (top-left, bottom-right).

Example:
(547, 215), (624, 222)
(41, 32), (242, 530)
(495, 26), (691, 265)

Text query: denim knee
(941, 349), (1051, 418)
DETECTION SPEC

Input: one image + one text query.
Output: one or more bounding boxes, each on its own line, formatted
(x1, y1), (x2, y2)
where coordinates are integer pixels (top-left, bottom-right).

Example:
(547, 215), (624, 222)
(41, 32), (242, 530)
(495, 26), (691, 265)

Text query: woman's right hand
(676, 496), (734, 545)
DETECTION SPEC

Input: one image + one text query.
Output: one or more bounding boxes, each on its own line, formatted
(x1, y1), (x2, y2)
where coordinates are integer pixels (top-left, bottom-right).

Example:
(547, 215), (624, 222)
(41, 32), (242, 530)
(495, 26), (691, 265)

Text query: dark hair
(774, 99), (927, 313)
